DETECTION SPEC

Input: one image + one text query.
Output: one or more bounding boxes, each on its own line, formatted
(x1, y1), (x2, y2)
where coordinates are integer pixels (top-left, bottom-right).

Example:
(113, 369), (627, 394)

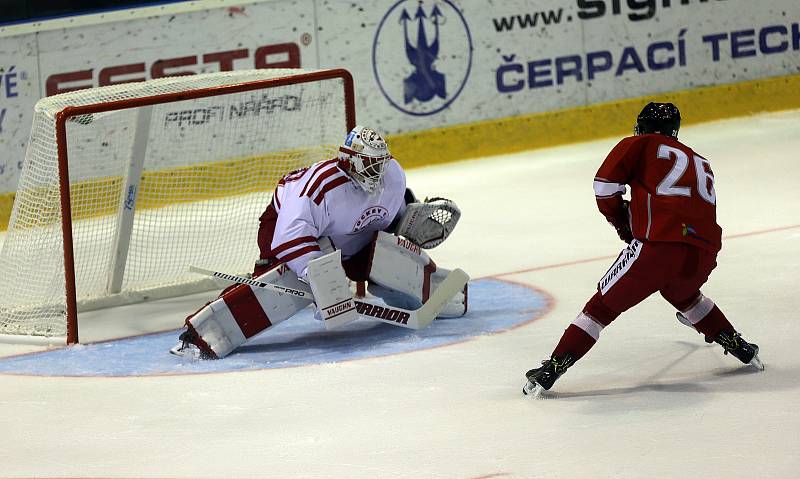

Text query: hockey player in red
(523, 102), (763, 398)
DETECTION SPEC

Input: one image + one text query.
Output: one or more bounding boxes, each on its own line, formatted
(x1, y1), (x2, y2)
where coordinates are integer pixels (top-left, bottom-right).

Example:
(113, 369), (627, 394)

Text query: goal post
(0, 68), (356, 344)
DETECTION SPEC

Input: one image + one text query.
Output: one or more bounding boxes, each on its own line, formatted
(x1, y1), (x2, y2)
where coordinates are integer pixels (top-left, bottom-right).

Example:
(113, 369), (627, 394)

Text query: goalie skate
(169, 340), (201, 360)
(170, 340), (201, 360)
(169, 329), (215, 360)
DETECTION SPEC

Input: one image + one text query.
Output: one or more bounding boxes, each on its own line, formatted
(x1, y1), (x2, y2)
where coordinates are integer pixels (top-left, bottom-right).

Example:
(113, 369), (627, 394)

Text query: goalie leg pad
(433, 268), (468, 318)
(367, 231), (467, 318)
(187, 264), (313, 357)
(307, 250), (359, 330)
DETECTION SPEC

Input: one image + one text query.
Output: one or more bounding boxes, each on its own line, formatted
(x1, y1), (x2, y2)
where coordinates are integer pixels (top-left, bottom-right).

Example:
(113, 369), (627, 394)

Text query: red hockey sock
(693, 305), (734, 341)
(552, 324), (597, 361)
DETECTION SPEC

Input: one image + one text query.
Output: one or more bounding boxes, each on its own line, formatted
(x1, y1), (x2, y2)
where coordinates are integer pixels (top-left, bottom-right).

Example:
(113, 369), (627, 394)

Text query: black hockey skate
(675, 313), (764, 371)
(522, 354), (575, 399)
(713, 330), (764, 371)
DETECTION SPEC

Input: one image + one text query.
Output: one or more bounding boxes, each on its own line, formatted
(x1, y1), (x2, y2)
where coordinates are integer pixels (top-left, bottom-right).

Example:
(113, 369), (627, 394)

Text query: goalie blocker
(366, 231), (467, 318)
(175, 231), (468, 359)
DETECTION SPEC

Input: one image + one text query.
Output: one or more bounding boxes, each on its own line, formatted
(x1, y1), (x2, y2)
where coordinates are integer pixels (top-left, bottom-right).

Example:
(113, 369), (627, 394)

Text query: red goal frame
(53, 69), (356, 344)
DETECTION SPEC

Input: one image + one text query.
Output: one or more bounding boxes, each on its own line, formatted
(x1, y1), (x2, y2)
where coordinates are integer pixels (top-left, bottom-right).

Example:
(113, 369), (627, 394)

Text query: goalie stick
(188, 265), (469, 330)
(188, 265), (313, 298)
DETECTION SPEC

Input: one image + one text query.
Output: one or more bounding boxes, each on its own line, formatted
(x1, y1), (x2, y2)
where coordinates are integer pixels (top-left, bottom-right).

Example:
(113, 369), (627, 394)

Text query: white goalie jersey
(173, 125), (467, 361)
(269, 158), (407, 277)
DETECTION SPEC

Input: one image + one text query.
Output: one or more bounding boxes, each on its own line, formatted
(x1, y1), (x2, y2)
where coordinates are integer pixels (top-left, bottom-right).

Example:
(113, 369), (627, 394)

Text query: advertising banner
(319, 0), (799, 136)
(0, 34), (39, 192)
(0, 0), (318, 192)
(0, 0), (798, 193)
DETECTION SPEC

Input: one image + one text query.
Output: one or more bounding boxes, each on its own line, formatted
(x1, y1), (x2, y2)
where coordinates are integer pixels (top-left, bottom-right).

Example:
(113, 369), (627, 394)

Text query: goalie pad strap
(423, 260), (436, 303)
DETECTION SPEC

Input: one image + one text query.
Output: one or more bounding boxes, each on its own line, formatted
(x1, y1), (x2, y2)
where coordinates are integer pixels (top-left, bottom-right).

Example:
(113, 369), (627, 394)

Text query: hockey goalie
(171, 125), (468, 359)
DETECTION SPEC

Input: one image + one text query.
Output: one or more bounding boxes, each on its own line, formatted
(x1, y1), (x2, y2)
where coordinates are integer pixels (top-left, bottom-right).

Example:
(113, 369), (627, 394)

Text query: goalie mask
(338, 125), (392, 194)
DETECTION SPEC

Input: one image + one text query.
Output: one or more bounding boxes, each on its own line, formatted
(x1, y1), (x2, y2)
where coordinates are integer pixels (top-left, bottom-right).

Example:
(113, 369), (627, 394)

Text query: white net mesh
(0, 69), (351, 339)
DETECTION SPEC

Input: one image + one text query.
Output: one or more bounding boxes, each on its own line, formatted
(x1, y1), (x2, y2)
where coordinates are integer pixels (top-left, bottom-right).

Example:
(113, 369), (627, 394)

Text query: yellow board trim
(0, 194), (13, 230)
(68, 152), (293, 221)
(1, 149), (321, 230)
(388, 73), (800, 169)
(2, 73), (798, 230)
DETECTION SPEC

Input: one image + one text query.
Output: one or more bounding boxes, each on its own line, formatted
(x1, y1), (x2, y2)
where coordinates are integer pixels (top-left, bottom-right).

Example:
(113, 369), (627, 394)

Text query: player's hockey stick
(188, 265), (469, 330)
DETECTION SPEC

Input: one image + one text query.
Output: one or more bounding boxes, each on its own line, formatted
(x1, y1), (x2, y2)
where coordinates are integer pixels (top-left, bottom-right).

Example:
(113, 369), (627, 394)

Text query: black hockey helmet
(634, 102), (681, 138)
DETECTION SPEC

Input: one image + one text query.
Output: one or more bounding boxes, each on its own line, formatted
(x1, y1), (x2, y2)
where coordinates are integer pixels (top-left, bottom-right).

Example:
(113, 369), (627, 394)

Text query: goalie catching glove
(395, 197), (461, 249)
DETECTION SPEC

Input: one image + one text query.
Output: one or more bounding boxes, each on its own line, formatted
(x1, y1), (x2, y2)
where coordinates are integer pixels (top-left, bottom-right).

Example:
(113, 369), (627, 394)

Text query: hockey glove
(395, 197), (461, 249)
(610, 200), (634, 244)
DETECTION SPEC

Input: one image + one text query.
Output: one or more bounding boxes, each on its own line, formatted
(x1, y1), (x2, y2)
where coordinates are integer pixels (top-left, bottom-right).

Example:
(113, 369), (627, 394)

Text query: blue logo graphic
(124, 184), (137, 210)
(373, 0), (473, 116)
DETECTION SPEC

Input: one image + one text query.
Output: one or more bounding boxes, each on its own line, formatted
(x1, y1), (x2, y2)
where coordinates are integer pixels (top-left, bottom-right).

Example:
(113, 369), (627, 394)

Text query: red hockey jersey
(594, 134), (722, 253)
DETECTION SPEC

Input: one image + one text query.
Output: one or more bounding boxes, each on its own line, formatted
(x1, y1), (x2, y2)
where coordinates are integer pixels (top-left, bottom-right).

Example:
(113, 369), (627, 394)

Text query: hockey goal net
(0, 68), (355, 343)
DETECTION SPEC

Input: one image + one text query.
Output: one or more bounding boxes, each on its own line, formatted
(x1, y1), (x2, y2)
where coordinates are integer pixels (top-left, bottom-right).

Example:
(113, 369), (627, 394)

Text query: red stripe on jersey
(273, 187), (282, 209)
(222, 283), (272, 339)
(279, 244), (321, 263)
(303, 166), (343, 199)
(314, 176), (351, 205)
(272, 235), (317, 257)
(299, 159), (338, 197)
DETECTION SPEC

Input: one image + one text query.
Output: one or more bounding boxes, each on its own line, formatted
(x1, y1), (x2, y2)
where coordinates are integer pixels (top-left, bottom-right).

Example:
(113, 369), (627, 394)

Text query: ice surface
(0, 279), (548, 376)
(0, 110), (798, 478)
